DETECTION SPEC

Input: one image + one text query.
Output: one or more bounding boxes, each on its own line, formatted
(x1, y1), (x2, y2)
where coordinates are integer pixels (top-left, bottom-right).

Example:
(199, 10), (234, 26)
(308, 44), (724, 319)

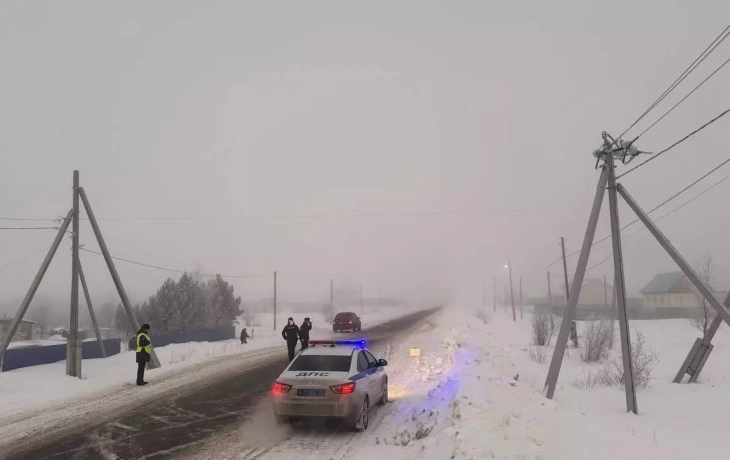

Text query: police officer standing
(281, 317), (300, 362)
(136, 324), (152, 386)
(300, 317), (312, 350)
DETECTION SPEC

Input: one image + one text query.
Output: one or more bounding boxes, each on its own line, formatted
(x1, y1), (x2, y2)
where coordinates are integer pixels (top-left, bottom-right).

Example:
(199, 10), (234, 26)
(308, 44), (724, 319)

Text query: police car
(271, 340), (388, 431)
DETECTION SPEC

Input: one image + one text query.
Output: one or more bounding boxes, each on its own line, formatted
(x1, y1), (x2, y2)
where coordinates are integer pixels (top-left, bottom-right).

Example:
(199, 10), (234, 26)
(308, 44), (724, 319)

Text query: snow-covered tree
(205, 275), (242, 327)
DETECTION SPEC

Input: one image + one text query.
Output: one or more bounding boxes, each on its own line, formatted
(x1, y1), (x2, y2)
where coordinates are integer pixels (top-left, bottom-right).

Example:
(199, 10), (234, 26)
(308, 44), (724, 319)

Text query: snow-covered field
(189, 305), (730, 460)
(355, 307), (730, 459)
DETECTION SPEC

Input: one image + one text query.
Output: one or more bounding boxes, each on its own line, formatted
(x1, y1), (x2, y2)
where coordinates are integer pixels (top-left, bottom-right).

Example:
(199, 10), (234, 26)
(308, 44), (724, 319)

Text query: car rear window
(335, 313), (355, 319)
(289, 355), (352, 372)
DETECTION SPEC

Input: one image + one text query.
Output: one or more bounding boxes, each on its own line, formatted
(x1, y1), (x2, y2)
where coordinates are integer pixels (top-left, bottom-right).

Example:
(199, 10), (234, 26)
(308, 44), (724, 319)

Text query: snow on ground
(344, 306), (730, 460)
(0, 334), (282, 420)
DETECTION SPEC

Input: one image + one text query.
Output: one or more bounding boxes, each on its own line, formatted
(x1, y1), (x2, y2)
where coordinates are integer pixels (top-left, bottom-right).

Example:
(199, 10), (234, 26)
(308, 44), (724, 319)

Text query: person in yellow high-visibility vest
(136, 324), (152, 386)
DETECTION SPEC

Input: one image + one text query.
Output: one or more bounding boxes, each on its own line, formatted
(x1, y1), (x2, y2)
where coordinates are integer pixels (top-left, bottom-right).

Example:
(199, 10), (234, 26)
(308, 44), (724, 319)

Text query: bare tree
(690, 254), (717, 335)
(29, 304), (51, 339)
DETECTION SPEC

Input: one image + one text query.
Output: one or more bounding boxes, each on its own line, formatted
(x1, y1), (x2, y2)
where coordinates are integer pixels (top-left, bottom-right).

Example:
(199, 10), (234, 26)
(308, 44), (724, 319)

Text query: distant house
(0, 318), (36, 342)
(639, 272), (723, 309)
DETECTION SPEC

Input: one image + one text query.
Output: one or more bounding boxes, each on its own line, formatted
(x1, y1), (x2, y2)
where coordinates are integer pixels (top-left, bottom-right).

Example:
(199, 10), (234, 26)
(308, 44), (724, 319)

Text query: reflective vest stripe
(136, 333), (151, 354)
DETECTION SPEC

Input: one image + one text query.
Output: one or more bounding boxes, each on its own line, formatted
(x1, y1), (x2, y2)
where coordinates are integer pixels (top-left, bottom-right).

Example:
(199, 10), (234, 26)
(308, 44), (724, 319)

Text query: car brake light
(348, 320), (352, 324)
(330, 382), (356, 395)
(273, 381), (292, 394)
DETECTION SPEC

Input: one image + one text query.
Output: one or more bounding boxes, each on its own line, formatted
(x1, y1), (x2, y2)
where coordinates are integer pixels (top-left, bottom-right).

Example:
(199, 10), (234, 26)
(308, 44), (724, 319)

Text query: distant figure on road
(240, 328), (250, 345)
(300, 317), (312, 350)
(281, 317), (300, 362)
(136, 324), (152, 386)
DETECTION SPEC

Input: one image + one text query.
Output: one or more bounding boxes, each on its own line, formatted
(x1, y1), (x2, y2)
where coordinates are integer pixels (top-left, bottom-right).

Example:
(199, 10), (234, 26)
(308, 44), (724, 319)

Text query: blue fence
(152, 326), (235, 348)
(1, 338), (122, 372)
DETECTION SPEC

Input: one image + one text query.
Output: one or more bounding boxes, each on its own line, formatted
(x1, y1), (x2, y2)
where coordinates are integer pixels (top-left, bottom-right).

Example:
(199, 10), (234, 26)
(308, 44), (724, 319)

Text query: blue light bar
(309, 339), (366, 348)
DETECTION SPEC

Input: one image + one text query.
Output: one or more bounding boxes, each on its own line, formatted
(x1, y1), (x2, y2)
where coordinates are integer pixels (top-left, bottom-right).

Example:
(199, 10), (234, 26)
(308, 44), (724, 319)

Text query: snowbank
(352, 306), (730, 459)
(0, 335), (282, 418)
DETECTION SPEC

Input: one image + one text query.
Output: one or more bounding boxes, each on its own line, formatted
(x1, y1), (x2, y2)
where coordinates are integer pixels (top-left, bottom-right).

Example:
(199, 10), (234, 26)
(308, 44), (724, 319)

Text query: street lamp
(505, 262), (516, 321)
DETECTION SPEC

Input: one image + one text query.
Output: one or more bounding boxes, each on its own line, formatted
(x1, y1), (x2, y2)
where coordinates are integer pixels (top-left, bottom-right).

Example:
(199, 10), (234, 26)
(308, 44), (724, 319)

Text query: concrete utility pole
(78, 261), (106, 358)
(561, 237), (570, 304)
(80, 187), (161, 369)
(547, 271), (552, 307)
(273, 271), (277, 331)
(331, 279), (334, 318)
(68, 170), (81, 378)
(607, 157), (638, 414)
(0, 210), (73, 368)
(507, 262), (516, 321)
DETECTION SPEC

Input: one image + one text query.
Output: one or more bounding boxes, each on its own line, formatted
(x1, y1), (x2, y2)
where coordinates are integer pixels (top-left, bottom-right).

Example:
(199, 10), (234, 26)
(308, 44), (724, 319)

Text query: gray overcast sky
(1, 1), (730, 313)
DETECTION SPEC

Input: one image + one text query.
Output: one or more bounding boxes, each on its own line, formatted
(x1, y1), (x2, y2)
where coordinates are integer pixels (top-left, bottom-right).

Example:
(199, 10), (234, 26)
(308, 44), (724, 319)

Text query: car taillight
(273, 381), (292, 394)
(348, 320), (352, 324)
(330, 382), (356, 395)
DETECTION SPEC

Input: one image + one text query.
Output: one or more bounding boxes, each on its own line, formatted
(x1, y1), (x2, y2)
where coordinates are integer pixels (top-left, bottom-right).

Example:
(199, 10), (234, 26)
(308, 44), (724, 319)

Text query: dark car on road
(332, 312), (361, 332)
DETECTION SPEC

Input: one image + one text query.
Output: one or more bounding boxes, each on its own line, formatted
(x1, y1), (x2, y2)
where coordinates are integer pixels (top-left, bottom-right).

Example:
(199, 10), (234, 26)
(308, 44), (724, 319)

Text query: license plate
(297, 389), (324, 397)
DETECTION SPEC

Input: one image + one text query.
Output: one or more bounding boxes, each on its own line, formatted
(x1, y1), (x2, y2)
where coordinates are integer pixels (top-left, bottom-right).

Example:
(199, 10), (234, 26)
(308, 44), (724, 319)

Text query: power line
(617, 105), (730, 179)
(576, 167), (730, 272)
(0, 207), (576, 223)
(0, 217), (58, 222)
(0, 226), (62, 230)
(527, 155), (730, 274)
(79, 247), (272, 279)
(0, 243), (61, 272)
(636, 55), (730, 140)
(617, 23), (730, 140)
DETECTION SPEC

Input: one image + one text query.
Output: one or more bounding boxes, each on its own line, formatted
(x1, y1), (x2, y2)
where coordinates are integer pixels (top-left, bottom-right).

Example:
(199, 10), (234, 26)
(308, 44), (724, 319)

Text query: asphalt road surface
(7, 308), (439, 460)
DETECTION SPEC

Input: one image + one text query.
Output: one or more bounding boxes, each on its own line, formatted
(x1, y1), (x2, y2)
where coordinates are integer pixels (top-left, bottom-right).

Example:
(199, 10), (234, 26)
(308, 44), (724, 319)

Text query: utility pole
(68, 170), (80, 378)
(547, 271), (553, 307)
(492, 274), (496, 312)
(507, 262), (516, 321)
(273, 271), (277, 331)
(503, 284), (507, 313)
(520, 276), (524, 319)
(561, 237), (570, 304)
(331, 279), (334, 318)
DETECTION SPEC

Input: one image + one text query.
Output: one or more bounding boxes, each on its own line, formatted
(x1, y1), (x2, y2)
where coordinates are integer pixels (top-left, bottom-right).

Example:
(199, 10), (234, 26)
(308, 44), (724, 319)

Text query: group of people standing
(281, 316), (312, 361)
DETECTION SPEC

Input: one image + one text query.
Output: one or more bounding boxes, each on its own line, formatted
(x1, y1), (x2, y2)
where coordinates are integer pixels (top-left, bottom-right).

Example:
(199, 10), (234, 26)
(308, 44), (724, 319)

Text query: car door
(356, 351), (372, 401)
(363, 350), (382, 404)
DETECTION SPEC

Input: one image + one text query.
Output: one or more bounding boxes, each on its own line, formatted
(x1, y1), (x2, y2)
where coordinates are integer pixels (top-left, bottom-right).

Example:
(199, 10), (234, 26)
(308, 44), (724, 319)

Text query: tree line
(116, 273), (242, 336)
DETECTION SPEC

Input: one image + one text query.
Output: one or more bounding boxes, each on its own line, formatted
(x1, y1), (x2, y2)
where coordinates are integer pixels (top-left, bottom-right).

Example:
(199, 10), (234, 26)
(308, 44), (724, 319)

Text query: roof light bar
(309, 339), (366, 348)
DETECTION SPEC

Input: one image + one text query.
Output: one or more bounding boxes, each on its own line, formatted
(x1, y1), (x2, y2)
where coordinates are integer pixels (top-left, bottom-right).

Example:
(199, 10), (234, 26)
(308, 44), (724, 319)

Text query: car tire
(378, 380), (388, 406)
(354, 396), (369, 432)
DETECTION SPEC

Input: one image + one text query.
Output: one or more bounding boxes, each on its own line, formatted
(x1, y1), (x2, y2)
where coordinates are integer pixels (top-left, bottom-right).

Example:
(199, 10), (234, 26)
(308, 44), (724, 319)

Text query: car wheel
(275, 415), (289, 425)
(354, 396), (369, 431)
(378, 380), (388, 406)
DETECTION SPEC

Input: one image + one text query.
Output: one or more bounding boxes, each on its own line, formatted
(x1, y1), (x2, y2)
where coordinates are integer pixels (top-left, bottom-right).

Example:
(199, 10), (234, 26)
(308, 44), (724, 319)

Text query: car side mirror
(378, 359), (388, 367)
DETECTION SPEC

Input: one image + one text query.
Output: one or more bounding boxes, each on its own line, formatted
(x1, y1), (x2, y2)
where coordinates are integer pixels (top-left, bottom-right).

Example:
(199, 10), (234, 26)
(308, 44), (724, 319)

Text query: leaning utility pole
(0, 210), (73, 368)
(273, 271), (277, 331)
(67, 171), (81, 378)
(80, 186), (161, 369)
(561, 237), (570, 304)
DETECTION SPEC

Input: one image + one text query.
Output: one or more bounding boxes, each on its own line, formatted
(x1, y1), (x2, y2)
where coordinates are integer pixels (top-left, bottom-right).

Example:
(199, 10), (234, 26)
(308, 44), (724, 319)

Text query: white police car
(271, 340), (388, 431)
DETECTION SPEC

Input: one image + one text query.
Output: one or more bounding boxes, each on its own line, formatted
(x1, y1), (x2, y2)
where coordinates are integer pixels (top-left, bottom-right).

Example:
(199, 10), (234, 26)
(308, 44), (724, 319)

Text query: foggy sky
(2, 1), (730, 317)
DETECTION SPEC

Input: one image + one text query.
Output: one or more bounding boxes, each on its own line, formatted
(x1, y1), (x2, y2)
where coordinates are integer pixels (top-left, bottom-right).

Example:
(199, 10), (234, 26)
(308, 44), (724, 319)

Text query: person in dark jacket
(299, 317), (312, 350)
(135, 324), (152, 386)
(240, 328), (250, 344)
(281, 317), (300, 362)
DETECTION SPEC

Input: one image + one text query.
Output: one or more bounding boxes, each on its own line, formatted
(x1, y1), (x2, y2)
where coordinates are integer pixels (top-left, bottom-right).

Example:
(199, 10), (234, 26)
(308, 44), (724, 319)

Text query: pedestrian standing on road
(281, 317), (300, 362)
(300, 317), (312, 350)
(240, 328), (250, 345)
(136, 324), (152, 386)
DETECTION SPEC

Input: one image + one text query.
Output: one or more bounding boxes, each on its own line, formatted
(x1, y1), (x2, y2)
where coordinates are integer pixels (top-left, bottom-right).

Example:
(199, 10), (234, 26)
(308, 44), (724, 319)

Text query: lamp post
(505, 263), (516, 321)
